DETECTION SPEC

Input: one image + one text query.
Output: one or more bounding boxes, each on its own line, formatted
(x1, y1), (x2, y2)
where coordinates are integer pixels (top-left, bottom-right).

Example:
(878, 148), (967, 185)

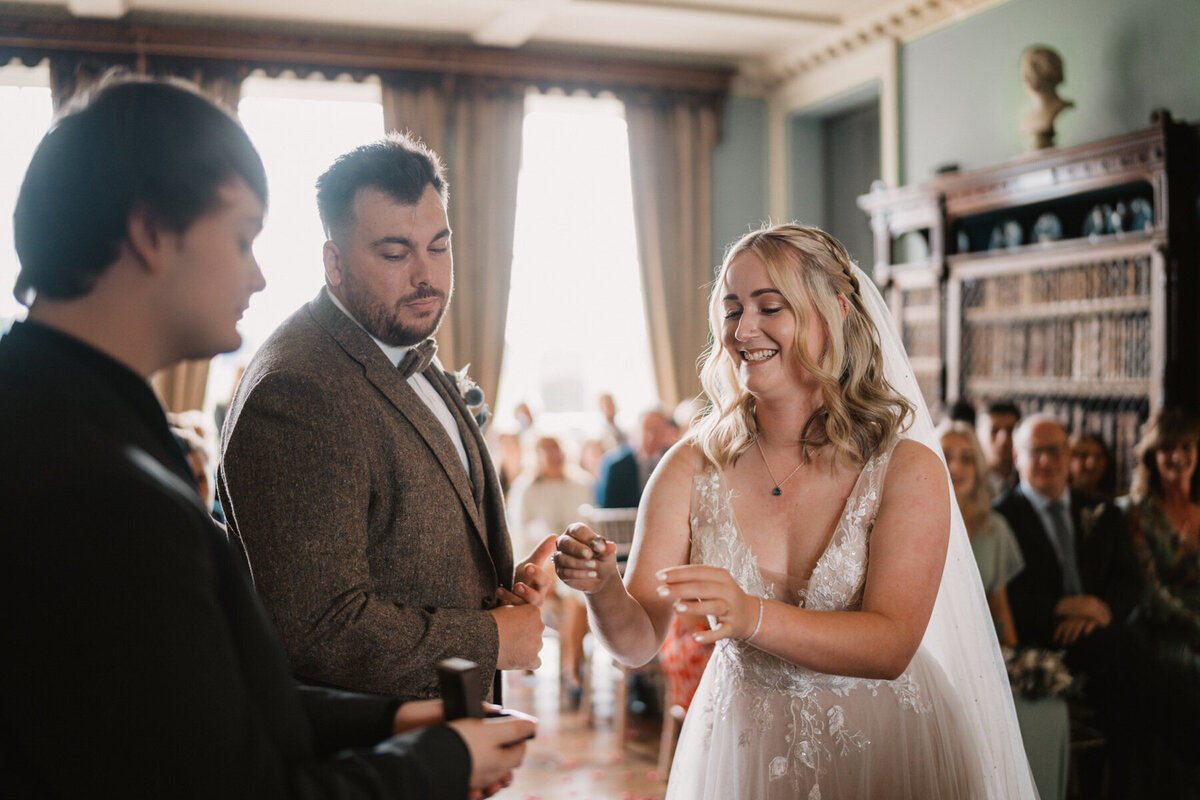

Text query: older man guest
(995, 412), (1140, 794)
(219, 134), (552, 705)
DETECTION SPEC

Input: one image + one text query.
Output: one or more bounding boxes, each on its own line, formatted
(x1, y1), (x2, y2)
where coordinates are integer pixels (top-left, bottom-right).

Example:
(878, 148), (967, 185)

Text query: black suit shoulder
(0, 327), (471, 799)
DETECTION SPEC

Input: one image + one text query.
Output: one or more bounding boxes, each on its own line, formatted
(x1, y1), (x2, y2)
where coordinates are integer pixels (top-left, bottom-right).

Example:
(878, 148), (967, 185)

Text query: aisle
(500, 635), (669, 800)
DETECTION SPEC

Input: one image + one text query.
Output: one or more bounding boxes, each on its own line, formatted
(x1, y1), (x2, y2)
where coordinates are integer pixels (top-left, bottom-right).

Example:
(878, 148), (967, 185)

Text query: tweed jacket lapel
(308, 291), (487, 543)
(426, 365), (488, 511)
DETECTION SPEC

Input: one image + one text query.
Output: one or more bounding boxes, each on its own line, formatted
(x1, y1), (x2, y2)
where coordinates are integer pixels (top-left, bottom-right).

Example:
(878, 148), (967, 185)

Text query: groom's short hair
(13, 75), (267, 304)
(315, 132), (448, 240)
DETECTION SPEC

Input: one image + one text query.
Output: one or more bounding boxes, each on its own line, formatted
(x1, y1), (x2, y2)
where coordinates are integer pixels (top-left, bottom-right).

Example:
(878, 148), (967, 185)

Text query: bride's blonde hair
(691, 223), (913, 470)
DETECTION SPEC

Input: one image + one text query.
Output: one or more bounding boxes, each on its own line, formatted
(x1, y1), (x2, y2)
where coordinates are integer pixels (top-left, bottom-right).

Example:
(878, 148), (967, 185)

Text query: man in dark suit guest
(219, 134), (553, 706)
(984, 400), (1021, 497)
(595, 406), (675, 508)
(995, 412), (1139, 784)
(0, 76), (532, 798)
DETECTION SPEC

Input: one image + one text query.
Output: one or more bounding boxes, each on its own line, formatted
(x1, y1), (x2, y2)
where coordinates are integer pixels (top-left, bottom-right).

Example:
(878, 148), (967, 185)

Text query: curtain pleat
(381, 76), (524, 408)
(624, 95), (719, 408)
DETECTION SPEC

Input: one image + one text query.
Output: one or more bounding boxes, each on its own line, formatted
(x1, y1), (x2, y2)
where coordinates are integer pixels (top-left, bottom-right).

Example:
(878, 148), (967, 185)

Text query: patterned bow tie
(398, 338), (438, 379)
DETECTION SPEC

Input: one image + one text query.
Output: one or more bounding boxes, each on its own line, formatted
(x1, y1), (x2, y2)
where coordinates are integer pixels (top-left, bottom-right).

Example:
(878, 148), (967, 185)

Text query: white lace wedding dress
(666, 437), (987, 799)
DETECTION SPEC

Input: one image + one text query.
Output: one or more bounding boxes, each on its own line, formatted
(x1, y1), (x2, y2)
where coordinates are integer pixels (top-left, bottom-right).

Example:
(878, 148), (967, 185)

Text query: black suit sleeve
(998, 493), (1063, 646)
(0, 447), (470, 799)
(1087, 502), (1141, 625)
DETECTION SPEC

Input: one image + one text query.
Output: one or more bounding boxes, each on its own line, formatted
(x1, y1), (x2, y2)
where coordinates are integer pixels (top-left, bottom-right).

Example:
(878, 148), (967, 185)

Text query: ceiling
(4, 0), (1001, 84)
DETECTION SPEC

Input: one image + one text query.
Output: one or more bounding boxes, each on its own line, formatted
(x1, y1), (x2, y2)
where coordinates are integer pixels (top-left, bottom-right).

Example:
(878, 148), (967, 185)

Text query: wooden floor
(501, 634), (669, 800)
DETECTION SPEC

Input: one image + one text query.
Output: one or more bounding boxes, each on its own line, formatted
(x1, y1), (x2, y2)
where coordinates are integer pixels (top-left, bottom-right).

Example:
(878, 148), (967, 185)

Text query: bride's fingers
(693, 619), (735, 644)
(656, 578), (732, 604)
(672, 597), (729, 617)
(657, 565), (729, 584)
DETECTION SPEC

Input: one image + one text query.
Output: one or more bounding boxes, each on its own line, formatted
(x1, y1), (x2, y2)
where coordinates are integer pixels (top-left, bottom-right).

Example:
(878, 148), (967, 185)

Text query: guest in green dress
(941, 418), (1070, 800)
(939, 420), (1023, 646)
(1117, 406), (1200, 799)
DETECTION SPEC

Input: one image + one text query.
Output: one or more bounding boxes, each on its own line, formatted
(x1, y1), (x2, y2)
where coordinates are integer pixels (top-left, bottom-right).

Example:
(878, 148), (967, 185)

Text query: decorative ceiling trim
(752, 0), (1006, 88)
(0, 13), (735, 96)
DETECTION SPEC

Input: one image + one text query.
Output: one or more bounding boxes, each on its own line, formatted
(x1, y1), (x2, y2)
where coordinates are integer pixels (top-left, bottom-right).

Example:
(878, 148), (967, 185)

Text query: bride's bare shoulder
(647, 439), (707, 493)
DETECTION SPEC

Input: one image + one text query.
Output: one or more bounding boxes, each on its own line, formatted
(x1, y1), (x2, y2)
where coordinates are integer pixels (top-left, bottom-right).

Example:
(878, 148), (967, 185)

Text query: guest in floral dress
(1117, 406), (1200, 798)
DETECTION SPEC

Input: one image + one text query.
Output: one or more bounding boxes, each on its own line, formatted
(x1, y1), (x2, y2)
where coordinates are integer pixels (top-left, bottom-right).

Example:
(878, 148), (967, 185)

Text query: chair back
(578, 505), (637, 566)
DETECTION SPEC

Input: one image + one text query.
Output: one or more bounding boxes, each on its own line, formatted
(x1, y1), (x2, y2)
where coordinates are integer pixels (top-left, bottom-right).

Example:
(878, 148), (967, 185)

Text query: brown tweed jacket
(218, 288), (513, 703)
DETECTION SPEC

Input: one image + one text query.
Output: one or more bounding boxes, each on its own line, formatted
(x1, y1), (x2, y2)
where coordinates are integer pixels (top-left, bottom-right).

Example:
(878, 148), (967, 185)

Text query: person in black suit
(995, 412), (1140, 793)
(594, 406), (676, 508)
(0, 75), (532, 799)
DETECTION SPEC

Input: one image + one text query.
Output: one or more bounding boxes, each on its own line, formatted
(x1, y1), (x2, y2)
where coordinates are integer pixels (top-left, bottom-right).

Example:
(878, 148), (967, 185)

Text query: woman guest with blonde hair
(554, 224), (1035, 798)
(938, 419), (1023, 647)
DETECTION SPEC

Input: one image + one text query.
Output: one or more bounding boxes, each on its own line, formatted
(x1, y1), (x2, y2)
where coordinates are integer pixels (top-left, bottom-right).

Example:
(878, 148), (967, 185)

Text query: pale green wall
(902, 0), (1200, 182)
(711, 94), (768, 269)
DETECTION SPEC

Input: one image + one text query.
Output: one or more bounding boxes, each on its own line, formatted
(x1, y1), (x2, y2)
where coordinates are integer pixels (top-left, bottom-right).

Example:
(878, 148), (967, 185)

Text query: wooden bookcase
(858, 111), (1200, 487)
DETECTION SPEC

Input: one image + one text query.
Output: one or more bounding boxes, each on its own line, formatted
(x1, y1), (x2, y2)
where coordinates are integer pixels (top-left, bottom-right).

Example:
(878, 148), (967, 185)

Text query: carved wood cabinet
(858, 112), (1200, 486)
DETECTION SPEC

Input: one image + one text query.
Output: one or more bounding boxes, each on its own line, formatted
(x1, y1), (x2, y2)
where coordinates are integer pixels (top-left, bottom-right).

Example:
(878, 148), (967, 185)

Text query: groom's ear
(322, 240), (343, 288)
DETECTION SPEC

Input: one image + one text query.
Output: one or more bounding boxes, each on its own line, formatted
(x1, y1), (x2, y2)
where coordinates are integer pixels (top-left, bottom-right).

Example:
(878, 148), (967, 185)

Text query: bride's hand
(554, 523), (619, 594)
(656, 565), (759, 645)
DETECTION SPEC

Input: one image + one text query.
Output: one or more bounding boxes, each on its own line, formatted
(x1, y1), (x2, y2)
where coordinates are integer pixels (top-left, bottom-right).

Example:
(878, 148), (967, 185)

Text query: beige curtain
(624, 95), (720, 408)
(381, 76), (451, 159)
(381, 76), (524, 407)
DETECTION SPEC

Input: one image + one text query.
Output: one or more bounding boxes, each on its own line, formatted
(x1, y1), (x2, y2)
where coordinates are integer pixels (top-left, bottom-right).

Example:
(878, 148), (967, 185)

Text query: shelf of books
(857, 111), (1198, 490)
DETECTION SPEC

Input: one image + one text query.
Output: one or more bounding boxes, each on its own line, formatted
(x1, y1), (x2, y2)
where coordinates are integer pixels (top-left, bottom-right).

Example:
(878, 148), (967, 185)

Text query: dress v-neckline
(718, 452), (878, 604)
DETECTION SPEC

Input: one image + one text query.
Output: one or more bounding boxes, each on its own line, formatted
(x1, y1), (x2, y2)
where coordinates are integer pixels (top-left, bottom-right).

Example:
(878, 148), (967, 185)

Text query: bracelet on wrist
(746, 596), (765, 642)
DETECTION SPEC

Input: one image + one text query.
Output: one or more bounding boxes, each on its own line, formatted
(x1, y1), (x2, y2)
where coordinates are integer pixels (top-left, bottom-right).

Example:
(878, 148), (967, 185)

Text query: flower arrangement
(1002, 646), (1075, 700)
(447, 365), (490, 433)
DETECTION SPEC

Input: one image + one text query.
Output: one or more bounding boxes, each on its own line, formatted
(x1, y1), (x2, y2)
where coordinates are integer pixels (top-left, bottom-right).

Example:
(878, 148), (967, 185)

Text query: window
(0, 63), (53, 331)
(495, 92), (658, 440)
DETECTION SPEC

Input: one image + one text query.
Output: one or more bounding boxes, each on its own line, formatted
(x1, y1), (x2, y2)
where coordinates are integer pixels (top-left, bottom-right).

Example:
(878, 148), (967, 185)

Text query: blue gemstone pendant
(772, 487), (782, 496)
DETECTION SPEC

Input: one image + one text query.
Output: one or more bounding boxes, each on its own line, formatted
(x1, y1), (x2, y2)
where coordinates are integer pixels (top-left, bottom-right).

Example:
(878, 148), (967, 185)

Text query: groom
(219, 134), (550, 705)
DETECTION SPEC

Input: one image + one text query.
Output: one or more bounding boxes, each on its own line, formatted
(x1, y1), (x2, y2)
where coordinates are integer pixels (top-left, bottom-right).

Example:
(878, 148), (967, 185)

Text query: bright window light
(495, 92), (658, 440)
(206, 75), (384, 413)
(0, 63), (53, 331)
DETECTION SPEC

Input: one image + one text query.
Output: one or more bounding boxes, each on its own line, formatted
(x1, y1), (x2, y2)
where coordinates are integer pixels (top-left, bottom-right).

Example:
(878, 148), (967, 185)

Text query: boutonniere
(1079, 502), (1106, 538)
(447, 365), (490, 433)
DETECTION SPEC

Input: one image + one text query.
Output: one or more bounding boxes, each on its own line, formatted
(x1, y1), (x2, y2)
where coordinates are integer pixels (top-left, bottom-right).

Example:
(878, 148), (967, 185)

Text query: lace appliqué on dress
(688, 440), (933, 795)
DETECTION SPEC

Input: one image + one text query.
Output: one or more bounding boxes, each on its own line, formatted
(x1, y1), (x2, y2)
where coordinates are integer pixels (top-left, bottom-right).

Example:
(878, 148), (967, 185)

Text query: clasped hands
(553, 522), (760, 645)
(1052, 594), (1112, 646)
(491, 535), (557, 670)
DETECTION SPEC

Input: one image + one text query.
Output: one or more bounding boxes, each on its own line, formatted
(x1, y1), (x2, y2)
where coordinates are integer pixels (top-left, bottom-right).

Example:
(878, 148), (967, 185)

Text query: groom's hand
(502, 535), (557, 608)
(491, 603), (544, 670)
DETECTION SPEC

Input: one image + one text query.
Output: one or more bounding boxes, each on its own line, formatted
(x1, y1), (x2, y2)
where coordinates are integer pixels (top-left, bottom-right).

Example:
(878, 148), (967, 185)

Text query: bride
(555, 224), (1038, 798)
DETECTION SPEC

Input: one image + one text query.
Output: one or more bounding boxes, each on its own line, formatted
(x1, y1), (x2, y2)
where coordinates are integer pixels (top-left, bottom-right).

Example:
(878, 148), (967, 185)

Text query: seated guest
(996, 413), (1140, 791)
(171, 424), (221, 521)
(983, 400), (1021, 497)
(1068, 432), (1115, 498)
(0, 75), (532, 797)
(1116, 407), (1200, 798)
(508, 435), (594, 697)
(939, 420), (1022, 646)
(948, 397), (979, 428)
(594, 405), (674, 508)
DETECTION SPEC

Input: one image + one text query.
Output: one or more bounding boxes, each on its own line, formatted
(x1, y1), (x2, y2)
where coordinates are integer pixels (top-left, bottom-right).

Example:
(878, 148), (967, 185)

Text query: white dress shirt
(326, 289), (469, 475)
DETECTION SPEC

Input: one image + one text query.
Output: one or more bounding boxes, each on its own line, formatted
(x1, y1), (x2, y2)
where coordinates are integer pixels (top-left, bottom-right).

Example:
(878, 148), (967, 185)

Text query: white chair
(577, 504), (637, 568)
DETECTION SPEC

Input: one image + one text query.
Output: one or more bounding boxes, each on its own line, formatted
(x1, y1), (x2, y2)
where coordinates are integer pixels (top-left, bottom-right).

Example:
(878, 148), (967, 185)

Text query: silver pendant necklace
(755, 436), (805, 497)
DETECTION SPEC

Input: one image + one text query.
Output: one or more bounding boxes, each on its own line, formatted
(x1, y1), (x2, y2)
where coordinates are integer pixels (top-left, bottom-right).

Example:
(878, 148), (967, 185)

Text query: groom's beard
(342, 273), (452, 347)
